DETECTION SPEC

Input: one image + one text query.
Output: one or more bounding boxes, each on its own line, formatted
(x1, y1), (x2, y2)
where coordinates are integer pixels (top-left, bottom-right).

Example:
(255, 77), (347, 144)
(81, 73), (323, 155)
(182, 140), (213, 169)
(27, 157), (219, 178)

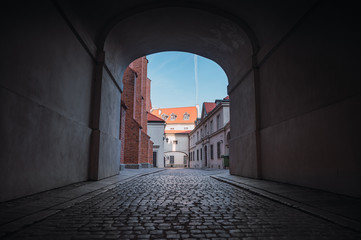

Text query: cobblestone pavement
(5, 169), (361, 239)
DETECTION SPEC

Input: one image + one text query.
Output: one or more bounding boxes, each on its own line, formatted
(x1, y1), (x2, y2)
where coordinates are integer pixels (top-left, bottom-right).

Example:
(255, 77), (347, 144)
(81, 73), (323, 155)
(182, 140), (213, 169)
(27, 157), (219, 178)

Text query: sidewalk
(211, 172), (361, 233)
(0, 168), (165, 237)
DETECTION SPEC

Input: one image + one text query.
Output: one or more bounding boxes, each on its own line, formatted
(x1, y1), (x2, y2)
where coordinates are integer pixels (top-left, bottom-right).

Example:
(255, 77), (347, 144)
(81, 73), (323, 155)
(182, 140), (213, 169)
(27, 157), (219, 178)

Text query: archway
(2, 1), (360, 201)
(88, 6), (259, 180)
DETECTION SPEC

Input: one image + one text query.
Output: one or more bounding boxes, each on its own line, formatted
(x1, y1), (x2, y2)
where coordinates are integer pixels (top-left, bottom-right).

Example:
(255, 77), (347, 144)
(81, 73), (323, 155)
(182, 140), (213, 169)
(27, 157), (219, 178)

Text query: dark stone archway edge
(211, 173), (361, 233)
(0, 168), (166, 238)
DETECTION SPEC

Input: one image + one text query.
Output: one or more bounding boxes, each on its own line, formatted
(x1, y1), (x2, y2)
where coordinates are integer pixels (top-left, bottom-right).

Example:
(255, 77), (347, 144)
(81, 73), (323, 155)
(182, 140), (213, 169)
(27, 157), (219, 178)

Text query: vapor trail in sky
(194, 54), (198, 106)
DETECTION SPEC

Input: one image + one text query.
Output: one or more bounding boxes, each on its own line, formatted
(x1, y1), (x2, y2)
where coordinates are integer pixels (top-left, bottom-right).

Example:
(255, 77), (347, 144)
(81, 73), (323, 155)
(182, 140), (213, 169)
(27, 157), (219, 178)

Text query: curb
(0, 169), (166, 237)
(210, 175), (361, 234)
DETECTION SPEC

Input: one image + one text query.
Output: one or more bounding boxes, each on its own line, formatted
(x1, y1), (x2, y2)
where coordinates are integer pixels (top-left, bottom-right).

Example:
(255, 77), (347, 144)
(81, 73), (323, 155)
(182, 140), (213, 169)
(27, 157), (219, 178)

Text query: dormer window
(170, 113), (177, 121)
(183, 112), (190, 120)
(162, 114), (169, 121)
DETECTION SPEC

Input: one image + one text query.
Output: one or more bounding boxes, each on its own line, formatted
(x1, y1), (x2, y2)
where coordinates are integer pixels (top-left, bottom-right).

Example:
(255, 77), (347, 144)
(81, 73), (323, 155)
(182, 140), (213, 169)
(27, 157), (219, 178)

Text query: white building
(151, 106), (197, 168)
(147, 113), (166, 168)
(189, 97), (230, 169)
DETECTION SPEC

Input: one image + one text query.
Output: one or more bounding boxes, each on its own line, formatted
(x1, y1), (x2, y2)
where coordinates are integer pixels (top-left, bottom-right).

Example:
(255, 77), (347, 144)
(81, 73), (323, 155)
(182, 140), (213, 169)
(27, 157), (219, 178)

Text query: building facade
(120, 57), (154, 169)
(147, 113), (166, 168)
(151, 106), (197, 168)
(189, 97), (230, 169)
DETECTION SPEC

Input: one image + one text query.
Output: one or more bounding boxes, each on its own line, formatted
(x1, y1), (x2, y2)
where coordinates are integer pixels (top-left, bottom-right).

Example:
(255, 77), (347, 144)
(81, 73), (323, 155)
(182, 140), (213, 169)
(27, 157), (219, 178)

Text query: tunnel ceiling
(63, 0), (317, 83)
(104, 7), (252, 84)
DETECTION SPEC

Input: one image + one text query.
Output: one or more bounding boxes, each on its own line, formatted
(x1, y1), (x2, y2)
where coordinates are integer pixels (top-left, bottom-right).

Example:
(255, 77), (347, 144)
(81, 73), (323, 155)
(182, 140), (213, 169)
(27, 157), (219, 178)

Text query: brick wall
(123, 118), (141, 164)
(119, 101), (127, 164)
(140, 131), (148, 163)
(122, 68), (136, 116)
(146, 77), (152, 112)
(121, 57), (153, 166)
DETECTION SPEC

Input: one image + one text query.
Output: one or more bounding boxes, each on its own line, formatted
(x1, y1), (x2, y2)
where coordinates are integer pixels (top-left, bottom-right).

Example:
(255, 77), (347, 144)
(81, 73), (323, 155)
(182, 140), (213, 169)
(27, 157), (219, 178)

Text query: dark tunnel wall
(0, 0), (360, 201)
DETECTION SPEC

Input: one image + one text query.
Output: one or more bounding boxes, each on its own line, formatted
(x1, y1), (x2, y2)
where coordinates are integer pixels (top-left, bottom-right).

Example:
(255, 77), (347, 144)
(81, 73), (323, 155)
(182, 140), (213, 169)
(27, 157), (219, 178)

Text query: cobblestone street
(4, 169), (361, 239)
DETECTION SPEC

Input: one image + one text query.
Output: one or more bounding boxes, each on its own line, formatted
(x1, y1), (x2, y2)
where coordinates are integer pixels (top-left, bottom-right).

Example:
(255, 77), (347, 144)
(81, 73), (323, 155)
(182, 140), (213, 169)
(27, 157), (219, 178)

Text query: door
(153, 151), (157, 167)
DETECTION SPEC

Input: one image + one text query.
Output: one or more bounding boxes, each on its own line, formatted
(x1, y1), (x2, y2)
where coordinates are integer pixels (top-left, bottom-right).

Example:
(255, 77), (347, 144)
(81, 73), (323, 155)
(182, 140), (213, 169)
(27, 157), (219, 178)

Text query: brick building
(120, 57), (153, 169)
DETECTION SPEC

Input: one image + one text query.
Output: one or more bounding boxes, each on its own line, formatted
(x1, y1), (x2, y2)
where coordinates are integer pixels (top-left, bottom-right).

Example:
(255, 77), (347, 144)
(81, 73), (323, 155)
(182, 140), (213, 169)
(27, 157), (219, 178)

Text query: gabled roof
(147, 113), (165, 122)
(204, 102), (217, 114)
(201, 102), (217, 119)
(150, 106), (197, 124)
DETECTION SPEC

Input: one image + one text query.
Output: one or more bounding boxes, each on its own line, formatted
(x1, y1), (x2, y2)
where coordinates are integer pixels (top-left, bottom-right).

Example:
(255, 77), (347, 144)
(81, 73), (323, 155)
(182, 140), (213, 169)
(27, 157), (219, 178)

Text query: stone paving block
(1, 169), (361, 239)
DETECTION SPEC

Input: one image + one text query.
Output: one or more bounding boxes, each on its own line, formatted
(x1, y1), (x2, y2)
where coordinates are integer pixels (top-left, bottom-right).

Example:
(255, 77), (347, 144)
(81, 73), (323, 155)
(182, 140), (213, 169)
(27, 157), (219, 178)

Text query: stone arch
(101, 6), (256, 85)
(88, 5), (260, 179)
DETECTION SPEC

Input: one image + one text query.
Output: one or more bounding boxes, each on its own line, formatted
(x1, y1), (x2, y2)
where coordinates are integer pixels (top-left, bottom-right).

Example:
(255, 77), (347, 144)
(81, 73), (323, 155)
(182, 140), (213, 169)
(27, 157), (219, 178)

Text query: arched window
(170, 113), (177, 120)
(183, 112), (190, 120)
(162, 114), (169, 120)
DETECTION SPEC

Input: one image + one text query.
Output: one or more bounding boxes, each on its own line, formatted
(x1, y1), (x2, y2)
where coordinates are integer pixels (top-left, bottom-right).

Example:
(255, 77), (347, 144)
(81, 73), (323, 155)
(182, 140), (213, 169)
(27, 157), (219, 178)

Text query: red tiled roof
(147, 113), (165, 122)
(223, 96), (229, 100)
(204, 102), (217, 114)
(165, 130), (192, 134)
(150, 106), (197, 124)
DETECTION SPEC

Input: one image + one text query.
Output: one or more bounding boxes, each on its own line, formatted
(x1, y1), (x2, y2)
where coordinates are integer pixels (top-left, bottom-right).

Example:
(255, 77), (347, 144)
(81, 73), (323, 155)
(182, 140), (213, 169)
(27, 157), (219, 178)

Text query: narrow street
(3, 169), (359, 239)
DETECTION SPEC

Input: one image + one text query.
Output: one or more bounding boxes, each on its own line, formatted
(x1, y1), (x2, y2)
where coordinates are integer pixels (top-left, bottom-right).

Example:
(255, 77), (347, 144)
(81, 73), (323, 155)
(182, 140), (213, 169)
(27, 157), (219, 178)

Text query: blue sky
(146, 51), (228, 109)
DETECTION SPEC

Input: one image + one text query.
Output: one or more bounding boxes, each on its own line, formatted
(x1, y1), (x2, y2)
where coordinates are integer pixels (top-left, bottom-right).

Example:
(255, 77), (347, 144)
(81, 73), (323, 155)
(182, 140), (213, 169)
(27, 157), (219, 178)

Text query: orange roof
(147, 113), (165, 122)
(165, 130), (192, 134)
(150, 106), (197, 124)
(224, 96), (229, 100)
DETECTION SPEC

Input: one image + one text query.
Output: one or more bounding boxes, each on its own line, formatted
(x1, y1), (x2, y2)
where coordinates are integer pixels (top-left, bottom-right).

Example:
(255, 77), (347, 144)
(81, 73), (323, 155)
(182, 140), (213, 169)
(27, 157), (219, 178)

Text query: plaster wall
(229, 73), (258, 178)
(164, 134), (189, 154)
(209, 132), (225, 169)
(147, 123), (165, 168)
(97, 70), (122, 179)
(165, 124), (194, 131)
(164, 152), (187, 167)
(0, 1), (94, 201)
(257, 2), (361, 196)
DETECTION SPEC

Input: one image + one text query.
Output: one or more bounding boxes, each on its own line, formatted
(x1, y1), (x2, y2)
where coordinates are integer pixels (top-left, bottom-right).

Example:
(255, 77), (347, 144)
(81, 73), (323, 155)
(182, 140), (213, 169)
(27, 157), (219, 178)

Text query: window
(170, 127), (174, 130)
(200, 148), (202, 160)
(197, 131), (199, 141)
(201, 129), (203, 138)
(210, 144), (214, 159)
(210, 120), (213, 133)
(217, 141), (221, 158)
(205, 125), (207, 135)
(184, 127), (188, 130)
(170, 113), (177, 120)
(183, 156), (187, 164)
(173, 140), (178, 144)
(166, 138), (169, 143)
(162, 114), (169, 121)
(204, 146), (207, 161)
(216, 114), (221, 130)
(170, 156), (174, 164)
(183, 112), (190, 120)
(197, 150), (199, 160)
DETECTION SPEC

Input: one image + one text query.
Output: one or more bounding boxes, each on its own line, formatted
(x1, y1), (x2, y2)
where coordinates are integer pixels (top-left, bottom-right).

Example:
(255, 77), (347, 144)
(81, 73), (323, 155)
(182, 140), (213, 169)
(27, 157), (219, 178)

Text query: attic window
(170, 113), (177, 121)
(158, 110), (162, 115)
(162, 114), (169, 120)
(183, 112), (190, 120)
